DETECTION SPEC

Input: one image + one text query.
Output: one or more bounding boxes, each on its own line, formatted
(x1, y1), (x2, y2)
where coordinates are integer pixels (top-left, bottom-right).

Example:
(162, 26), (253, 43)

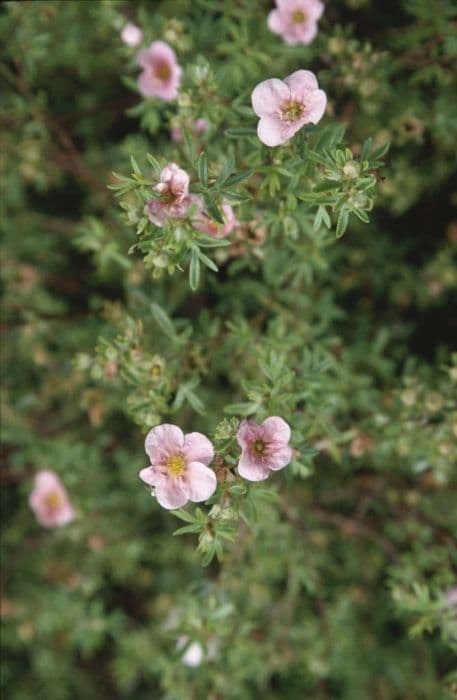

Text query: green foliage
(1, 1), (456, 699)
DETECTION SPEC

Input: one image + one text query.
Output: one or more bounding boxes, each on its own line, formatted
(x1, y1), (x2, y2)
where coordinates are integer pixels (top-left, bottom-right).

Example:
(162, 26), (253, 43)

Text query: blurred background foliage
(1, 1), (456, 698)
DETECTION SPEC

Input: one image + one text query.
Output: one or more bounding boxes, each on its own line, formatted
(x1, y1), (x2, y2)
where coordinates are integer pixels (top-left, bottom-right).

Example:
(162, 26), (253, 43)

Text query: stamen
(281, 100), (304, 122)
(252, 439), (266, 454)
(292, 10), (306, 24)
(45, 491), (62, 511)
(166, 454), (186, 477)
(155, 61), (172, 81)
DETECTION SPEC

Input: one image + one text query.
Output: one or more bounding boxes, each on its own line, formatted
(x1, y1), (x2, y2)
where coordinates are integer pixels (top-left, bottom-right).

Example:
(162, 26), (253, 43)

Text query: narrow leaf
(198, 152), (208, 188)
(203, 193), (224, 224)
(189, 248), (200, 290)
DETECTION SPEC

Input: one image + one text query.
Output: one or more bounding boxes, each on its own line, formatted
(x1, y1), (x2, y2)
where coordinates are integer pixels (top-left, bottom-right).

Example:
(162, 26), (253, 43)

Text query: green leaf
(224, 401), (261, 415)
(313, 206), (324, 232)
(225, 127), (257, 138)
(353, 209), (370, 223)
(172, 509), (196, 523)
(203, 193), (224, 224)
(189, 248), (200, 290)
(214, 155), (235, 186)
(183, 128), (195, 164)
(146, 153), (161, 177)
(198, 151), (208, 188)
(336, 208), (349, 238)
(173, 524), (202, 535)
(130, 156), (141, 175)
(220, 189), (251, 203)
(197, 235), (231, 248)
(223, 169), (254, 187)
(361, 136), (373, 162)
(197, 249), (218, 272)
(313, 181), (341, 193)
(150, 303), (177, 339)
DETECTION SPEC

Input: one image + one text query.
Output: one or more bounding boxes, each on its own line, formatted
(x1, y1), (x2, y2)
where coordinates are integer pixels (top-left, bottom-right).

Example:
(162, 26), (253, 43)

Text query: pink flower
(252, 70), (326, 147)
(194, 203), (240, 239)
(171, 118), (208, 144)
(236, 417), (293, 481)
(139, 424), (217, 509)
(145, 163), (192, 227)
(136, 41), (182, 101)
(121, 22), (143, 47)
(29, 470), (75, 528)
(268, 0), (324, 45)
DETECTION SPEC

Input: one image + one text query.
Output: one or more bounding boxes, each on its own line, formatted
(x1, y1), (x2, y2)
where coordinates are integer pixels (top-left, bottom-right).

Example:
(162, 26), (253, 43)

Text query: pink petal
(295, 21), (318, 45)
(251, 79), (290, 117)
(182, 462), (217, 502)
(267, 9), (287, 36)
(154, 477), (189, 510)
(268, 445), (293, 470)
(138, 71), (157, 98)
(34, 470), (61, 490)
(237, 452), (270, 482)
(145, 424), (184, 463)
(257, 116), (291, 147)
(304, 88), (327, 124)
(149, 40), (177, 65)
(137, 48), (152, 69)
(139, 466), (162, 487)
(54, 503), (75, 526)
(183, 432), (214, 466)
(307, 0), (325, 20)
(276, 0), (297, 9)
(262, 416), (291, 444)
(236, 419), (259, 449)
(284, 70), (319, 96)
(145, 199), (166, 227)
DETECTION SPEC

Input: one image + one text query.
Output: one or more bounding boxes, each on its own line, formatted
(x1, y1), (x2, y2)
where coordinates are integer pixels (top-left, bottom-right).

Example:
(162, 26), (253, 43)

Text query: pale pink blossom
(29, 470), (75, 528)
(171, 119), (208, 144)
(236, 417), (292, 481)
(145, 163), (192, 227)
(121, 22), (143, 47)
(252, 70), (327, 147)
(268, 0), (324, 45)
(139, 424), (217, 509)
(136, 41), (182, 101)
(194, 203), (240, 239)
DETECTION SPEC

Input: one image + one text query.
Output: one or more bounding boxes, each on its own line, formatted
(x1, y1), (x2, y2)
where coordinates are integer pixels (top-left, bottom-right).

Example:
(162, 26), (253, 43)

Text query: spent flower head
(194, 203), (240, 239)
(145, 163), (195, 227)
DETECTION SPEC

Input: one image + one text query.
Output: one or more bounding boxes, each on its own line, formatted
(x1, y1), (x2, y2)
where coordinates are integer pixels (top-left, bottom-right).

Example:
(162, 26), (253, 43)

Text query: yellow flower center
(151, 364), (162, 377)
(252, 439), (266, 455)
(155, 61), (172, 81)
(292, 9), (306, 24)
(45, 491), (62, 511)
(166, 455), (185, 477)
(282, 100), (304, 122)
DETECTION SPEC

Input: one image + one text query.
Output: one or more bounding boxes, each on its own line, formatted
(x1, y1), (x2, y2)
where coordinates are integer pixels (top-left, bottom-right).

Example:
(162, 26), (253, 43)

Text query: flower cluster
(139, 417), (292, 510)
(144, 162), (240, 239)
(132, 31), (326, 149)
